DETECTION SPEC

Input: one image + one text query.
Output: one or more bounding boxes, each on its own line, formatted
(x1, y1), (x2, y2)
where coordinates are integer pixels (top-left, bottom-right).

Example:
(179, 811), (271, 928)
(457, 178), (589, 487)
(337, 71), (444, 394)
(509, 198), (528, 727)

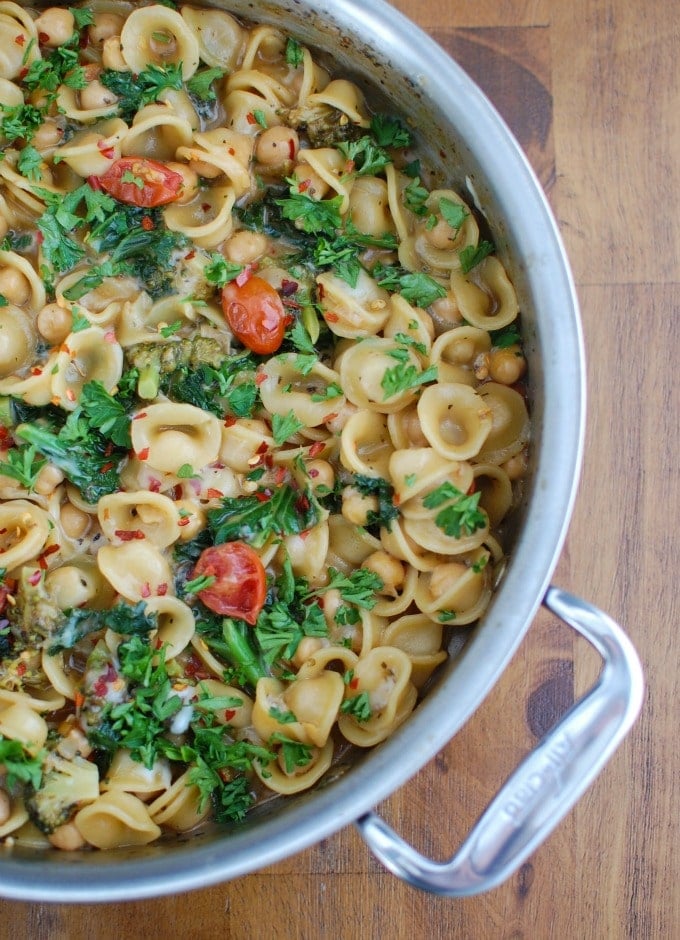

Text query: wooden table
(3, 1), (678, 936)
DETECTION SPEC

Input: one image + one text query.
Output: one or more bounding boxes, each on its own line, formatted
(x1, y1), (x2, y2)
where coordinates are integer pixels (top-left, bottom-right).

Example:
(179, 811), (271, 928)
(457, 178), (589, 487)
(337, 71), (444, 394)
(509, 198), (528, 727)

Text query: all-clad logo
(503, 731), (572, 825)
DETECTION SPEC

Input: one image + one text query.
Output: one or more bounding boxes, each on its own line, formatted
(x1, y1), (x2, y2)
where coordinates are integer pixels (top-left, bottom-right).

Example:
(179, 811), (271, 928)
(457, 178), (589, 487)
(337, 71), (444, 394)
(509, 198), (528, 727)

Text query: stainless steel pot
(0, 0), (643, 901)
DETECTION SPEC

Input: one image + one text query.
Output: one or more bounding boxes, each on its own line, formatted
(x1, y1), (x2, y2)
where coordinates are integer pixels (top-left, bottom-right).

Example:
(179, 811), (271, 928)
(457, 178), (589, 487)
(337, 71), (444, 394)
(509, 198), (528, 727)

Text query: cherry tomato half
(221, 275), (286, 354)
(98, 157), (184, 207)
(192, 542), (266, 625)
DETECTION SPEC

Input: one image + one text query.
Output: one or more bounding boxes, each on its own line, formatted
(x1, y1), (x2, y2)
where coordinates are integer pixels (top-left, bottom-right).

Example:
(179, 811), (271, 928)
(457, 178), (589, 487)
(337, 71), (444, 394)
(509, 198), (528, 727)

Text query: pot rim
(0, 0), (585, 901)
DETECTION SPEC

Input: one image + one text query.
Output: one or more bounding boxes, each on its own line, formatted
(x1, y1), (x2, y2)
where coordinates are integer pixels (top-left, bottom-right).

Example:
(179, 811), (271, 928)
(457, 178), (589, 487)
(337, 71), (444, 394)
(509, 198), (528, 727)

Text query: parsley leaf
(186, 67), (225, 102)
(422, 481), (487, 538)
(381, 359), (438, 399)
(99, 64), (184, 123)
(17, 145), (43, 182)
(439, 197), (469, 231)
(337, 136), (391, 177)
(369, 114), (412, 148)
(314, 567), (383, 609)
(275, 182), (343, 235)
(0, 104), (44, 144)
(48, 601), (157, 654)
(271, 410), (305, 445)
(0, 736), (44, 790)
(373, 263), (447, 307)
(404, 177), (429, 216)
(79, 380), (132, 448)
(285, 37), (305, 69)
(340, 691), (372, 722)
(459, 240), (494, 274)
(352, 474), (400, 530)
(0, 443), (45, 490)
(204, 254), (243, 288)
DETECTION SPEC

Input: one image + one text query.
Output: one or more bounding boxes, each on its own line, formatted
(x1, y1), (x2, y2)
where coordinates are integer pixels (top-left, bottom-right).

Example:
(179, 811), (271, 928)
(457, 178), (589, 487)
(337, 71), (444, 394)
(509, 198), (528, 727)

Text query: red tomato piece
(192, 542), (266, 625)
(98, 157), (184, 207)
(221, 276), (286, 354)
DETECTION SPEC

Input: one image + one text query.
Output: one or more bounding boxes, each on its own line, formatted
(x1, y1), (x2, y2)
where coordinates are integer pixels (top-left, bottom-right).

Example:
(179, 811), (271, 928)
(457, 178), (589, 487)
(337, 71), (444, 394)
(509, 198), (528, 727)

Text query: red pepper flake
(323, 413), (338, 424)
(37, 544), (60, 569)
(100, 461), (115, 473)
(206, 487), (223, 499)
(288, 138), (296, 161)
(224, 709), (236, 722)
(223, 416), (237, 427)
(104, 442), (115, 457)
(74, 691), (85, 710)
(274, 466), (287, 485)
(97, 140), (115, 160)
(309, 468), (319, 478)
(18, 67), (28, 80)
(184, 249), (196, 261)
(299, 528), (310, 540)
(324, 311), (339, 323)
(141, 215), (154, 231)
(349, 677), (359, 690)
(201, 203), (211, 212)
(308, 441), (325, 459)
(14, 34), (25, 46)
(28, 570), (42, 587)
(295, 494), (310, 513)
(93, 676), (108, 697)
(65, 388), (76, 402)
(36, 231), (44, 245)
(16, 661), (26, 677)
(0, 528), (7, 535)
(255, 371), (267, 386)
(133, 411), (148, 420)
(298, 178), (311, 192)
(137, 447), (150, 461)
(254, 489), (272, 503)
(114, 529), (146, 541)
(255, 440), (269, 455)
(156, 582), (168, 596)
(177, 516), (191, 527)
(140, 582), (151, 598)
(148, 477), (161, 493)
(184, 655), (210, 679)
(467, 481), (477, 495)
(228, 147), (235, 155)
(280, 279), (298, 297)
(235, 264), (253, 288)
(246, 112), (257, 125)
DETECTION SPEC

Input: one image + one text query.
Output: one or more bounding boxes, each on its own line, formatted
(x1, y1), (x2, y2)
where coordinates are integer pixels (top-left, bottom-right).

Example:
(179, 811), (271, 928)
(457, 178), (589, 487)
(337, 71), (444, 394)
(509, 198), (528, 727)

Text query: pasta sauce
(0, 2), (530, 850)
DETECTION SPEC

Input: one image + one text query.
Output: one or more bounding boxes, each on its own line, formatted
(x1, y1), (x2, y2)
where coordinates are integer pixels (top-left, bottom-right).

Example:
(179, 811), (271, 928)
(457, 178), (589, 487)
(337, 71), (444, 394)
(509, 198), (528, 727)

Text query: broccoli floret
(286, 103), (366, 147)
(125, 336), (226, 400)
(25, 753), (99, 834)
(15, 421), (124, 505)
(6, 567), (62, 650)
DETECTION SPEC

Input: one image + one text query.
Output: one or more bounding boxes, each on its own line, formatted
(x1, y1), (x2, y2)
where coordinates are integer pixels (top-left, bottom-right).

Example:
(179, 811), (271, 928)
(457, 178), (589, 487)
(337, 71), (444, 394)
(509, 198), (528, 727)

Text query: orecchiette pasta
(0, 1), (529, 855)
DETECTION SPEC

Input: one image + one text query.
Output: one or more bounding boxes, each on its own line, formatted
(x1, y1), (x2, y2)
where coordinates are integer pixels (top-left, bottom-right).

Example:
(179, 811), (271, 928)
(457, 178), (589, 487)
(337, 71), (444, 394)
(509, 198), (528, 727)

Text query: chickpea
(48, 822), (86, 851)
(292, 163), (328, 199)
(0, 268), (30, 306)
(60, 502), (91, 539)
(305, 458), (335, 495)
(34, 463), (65, 496)
(429, 561), (468, 599)
(56, 725), (92, 760)
(501, 450), (528, 481)
(35, 8), (75, 48)
(101, 36), (127, 72)
(256, 126), (299, 168)
(165, 162), (200, 204)
(88, 12), (125, 45)
(361, 550), (405, 596)
(32, 119), (64, 152)
(341, 486), (378, 526)
(424, 218), (458, 249)
(449, 336), (476, 365)
(223, 230), (268, 265)
(80, 81), (118, 112)
(37, 303), (72, 345)
(488, 345), (526, 385)
(0, 789), (11, 826)
(429, 293), (461, 328)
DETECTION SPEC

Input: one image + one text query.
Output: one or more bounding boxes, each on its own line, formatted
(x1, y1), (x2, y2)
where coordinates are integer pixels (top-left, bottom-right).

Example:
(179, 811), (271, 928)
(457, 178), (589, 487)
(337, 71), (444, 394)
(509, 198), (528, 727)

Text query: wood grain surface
(3, 1), (678, 936)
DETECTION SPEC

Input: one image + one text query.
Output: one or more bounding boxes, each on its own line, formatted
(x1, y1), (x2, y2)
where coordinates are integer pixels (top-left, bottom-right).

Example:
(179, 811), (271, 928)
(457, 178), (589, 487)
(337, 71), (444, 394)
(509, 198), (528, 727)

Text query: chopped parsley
(99, 63), (184, 123)
(285, 37), (305, 69)
(271, 410), (305, 445)
(0, 443), (45, 490)
(459, 239), (495, 274)
(340, 691), (372, 722)
(369, 114), (413, 149)
(352, 474), (400, 530)
(207, 484), (322, 548)
(372, 263), (447, 307)
(422, 481), (487, 538)
(186, 68), (226, 102)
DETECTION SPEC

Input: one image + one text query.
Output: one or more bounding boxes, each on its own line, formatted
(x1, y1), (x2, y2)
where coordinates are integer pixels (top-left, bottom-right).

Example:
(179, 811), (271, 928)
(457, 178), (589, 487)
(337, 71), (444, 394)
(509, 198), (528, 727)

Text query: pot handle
(354, 586), (644, 896)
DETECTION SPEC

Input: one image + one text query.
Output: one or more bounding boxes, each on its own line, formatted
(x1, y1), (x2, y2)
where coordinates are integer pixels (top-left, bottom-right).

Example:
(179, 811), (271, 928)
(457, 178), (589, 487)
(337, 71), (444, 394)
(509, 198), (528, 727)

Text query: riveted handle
(355, 587), (644, 896)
